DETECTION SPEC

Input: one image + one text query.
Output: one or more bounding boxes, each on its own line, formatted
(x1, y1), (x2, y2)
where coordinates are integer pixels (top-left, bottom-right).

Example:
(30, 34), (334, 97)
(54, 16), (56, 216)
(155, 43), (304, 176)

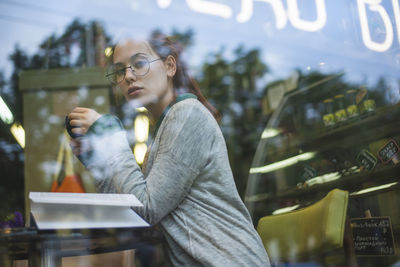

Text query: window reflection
(0, 1), (399, 266)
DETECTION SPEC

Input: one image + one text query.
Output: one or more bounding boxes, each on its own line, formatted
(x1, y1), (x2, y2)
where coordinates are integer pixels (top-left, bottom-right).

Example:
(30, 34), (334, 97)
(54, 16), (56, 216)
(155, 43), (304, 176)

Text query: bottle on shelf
(357, 86), (376, 115)
(346, 89), (360, 120)
(322, 98), (336, 127)
(334, 94), (348, 124)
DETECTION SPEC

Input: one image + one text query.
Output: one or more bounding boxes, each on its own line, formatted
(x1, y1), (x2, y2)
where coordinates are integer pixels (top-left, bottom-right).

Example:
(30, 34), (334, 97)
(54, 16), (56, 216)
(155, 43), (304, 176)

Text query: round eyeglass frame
(105, 56), (161, 85)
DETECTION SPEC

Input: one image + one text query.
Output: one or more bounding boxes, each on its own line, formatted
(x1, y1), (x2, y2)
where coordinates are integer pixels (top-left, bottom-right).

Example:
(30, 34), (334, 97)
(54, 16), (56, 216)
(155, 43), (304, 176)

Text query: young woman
(67, 35), (270, 266)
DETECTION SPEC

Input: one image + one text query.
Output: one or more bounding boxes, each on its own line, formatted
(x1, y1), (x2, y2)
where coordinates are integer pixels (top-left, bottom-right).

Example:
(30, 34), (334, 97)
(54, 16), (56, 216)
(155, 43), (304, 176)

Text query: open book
(30, 192), (150, 230)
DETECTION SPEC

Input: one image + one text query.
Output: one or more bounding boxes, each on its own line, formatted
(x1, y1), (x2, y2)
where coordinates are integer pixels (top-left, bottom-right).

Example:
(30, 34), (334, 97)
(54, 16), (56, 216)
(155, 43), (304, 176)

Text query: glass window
(1, 1), (399, 266)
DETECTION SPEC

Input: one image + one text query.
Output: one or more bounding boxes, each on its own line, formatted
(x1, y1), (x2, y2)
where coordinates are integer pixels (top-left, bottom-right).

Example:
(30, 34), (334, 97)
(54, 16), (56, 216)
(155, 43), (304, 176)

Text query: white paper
(31, 202), (149, 229)
(29, 192), (150, 230)
(29, 192), (143, 207)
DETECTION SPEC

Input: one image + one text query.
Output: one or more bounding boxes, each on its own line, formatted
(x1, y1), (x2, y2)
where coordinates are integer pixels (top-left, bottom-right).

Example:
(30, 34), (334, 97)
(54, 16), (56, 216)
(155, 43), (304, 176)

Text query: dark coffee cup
(65, 116), (83, 139)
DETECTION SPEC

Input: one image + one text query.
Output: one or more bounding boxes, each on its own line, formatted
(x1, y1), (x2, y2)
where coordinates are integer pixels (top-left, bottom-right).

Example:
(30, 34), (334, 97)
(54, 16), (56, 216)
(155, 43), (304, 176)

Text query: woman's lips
(127, 86), (143, 96)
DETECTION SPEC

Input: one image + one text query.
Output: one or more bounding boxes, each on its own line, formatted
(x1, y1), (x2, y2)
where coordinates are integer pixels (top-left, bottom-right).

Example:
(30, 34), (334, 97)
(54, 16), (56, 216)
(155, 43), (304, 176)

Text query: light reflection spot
(95, 96), (105, 106)
(48, 115), (61, 124)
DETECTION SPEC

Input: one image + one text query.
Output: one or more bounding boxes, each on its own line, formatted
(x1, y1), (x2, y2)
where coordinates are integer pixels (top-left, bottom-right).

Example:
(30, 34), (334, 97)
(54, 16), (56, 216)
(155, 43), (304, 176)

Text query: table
(0, 226), (163, 267)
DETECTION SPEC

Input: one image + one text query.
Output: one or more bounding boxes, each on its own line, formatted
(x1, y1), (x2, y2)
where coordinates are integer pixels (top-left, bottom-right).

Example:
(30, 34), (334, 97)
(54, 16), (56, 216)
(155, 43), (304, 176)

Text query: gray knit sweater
(83, 98), (270, 266)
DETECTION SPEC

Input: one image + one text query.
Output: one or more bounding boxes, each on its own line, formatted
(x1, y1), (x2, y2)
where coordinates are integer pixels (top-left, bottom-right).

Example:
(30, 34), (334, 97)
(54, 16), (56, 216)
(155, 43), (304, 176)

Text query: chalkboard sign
(356, 149), (377, 170)
(351, 217), (395, 256)
(378, 139), (399, 164)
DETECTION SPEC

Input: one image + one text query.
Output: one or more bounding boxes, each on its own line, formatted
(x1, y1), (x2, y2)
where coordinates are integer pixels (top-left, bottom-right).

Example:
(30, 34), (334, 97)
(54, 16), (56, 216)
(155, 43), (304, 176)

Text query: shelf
(301, 103), (400, 152)
(247, 164), (400, 204)
(261, 103), (400, 164)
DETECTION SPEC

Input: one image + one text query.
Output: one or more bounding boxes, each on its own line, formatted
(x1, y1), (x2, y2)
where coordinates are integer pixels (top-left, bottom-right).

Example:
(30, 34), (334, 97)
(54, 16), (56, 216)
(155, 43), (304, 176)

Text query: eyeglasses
(106, 53), (161, 85)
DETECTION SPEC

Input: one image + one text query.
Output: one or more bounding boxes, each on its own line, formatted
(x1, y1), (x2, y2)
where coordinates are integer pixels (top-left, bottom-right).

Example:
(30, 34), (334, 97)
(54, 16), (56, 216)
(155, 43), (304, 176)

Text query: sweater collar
(153, 93), (197, 136)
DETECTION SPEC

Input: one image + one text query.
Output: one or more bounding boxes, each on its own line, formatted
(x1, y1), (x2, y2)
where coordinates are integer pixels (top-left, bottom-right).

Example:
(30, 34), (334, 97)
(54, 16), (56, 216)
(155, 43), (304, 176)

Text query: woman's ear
(164, 55), (177, 78)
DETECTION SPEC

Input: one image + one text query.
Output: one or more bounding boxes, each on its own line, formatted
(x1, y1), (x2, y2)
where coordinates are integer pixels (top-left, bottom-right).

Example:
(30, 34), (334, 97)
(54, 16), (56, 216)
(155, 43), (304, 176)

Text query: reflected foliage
(31, 19), (111, 69)
(0, 140), (24, 220)
(0, 67), (24, 220)
(8, 45), (29, 124)
(199, 45), (268, 197)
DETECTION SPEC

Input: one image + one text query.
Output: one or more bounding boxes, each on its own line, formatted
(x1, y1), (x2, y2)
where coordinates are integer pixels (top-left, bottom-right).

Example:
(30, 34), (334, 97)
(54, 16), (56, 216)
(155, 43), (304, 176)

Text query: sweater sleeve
(85, 101), (214, 225)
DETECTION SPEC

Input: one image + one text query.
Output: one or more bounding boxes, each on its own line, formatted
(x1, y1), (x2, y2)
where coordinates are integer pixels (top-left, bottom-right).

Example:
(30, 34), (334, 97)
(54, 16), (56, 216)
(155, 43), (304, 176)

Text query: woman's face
(113, 39), (175, 108)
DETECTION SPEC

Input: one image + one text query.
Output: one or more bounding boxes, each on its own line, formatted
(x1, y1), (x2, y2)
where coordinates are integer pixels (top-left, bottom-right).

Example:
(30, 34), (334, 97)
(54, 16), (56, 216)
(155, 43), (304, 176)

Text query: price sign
(377, 139), (400, 164)
(351, 217), (396, 256)
(356, 149), (378, 170)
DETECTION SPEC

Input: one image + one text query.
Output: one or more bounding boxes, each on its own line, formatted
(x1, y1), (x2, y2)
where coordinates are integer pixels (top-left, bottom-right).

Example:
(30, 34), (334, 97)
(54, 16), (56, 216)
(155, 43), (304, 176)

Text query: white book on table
(29, 192), (150, 230)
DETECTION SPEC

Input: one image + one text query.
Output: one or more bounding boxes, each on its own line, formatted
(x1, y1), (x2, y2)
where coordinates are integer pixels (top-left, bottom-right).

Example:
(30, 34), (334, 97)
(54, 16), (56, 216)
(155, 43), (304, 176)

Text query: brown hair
(147, 34), (221, 122)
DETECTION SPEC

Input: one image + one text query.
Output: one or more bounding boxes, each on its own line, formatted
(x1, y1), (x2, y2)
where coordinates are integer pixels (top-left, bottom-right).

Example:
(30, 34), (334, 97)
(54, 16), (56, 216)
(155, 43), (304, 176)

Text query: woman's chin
(126, 93), (158, 109)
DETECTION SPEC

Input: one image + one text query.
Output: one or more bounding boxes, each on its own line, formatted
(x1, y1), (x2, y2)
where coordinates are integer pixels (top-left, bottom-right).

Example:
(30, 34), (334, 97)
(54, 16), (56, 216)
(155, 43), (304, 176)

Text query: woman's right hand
(67, 107), (101, 137)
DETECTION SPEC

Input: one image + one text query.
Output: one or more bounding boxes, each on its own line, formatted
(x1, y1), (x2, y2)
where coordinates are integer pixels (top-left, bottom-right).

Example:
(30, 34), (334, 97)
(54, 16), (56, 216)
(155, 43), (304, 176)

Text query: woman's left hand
(67, 107), (101, 136)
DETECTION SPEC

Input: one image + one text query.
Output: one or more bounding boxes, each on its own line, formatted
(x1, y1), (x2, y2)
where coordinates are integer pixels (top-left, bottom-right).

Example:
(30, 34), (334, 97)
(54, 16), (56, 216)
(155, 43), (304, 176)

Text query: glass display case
(245, 72), (400, 265)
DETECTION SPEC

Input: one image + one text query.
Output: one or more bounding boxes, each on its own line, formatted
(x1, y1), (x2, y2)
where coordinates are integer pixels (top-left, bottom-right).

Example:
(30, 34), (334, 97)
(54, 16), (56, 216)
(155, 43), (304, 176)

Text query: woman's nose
(124, 66), (137, 82)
